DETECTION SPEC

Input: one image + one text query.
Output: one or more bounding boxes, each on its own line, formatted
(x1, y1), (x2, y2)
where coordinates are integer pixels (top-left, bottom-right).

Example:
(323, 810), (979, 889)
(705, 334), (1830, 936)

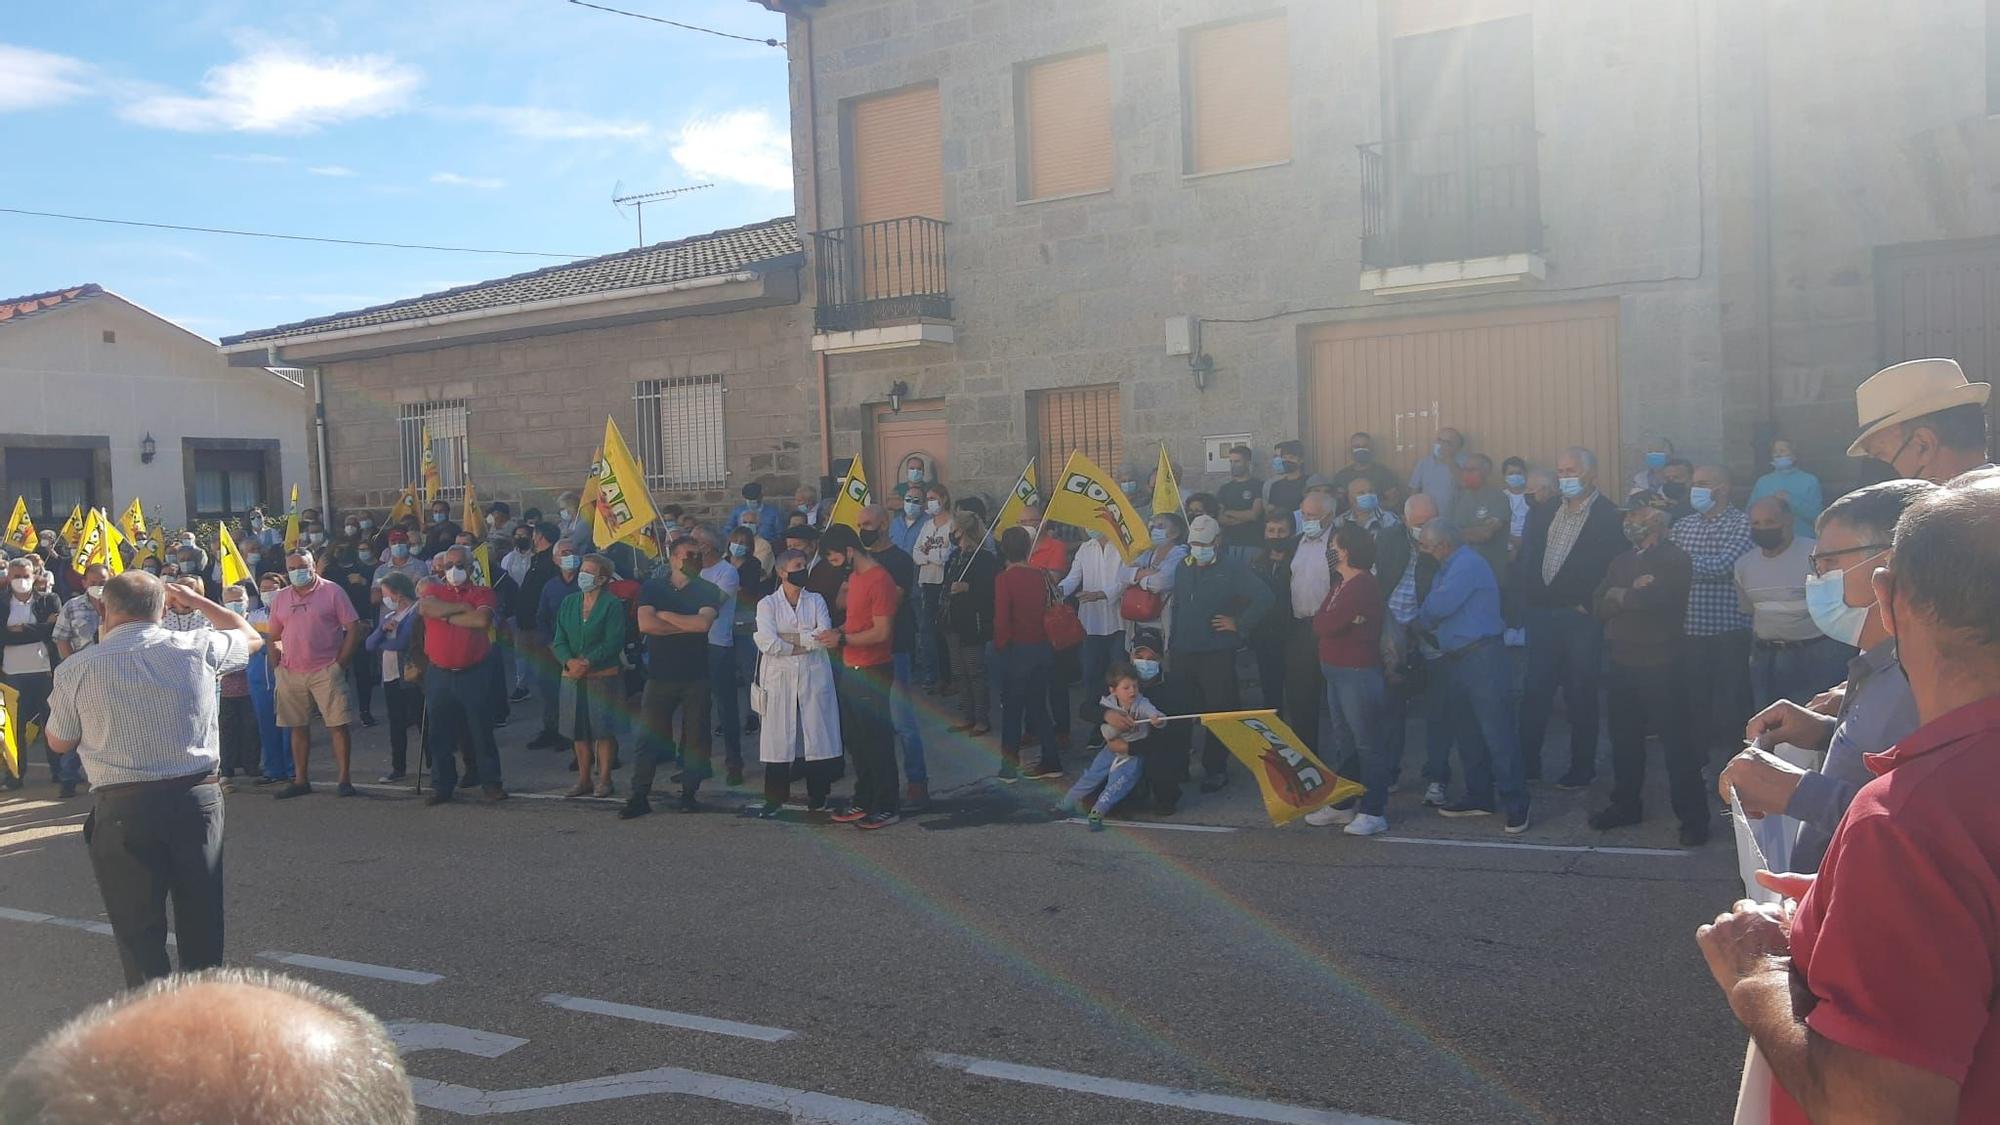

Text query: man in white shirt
(3, 556), (65, 792)
(1282, 491), (1337, 755)
(1059, 528), (1129, 698)
(1736, 495), (1853, 710)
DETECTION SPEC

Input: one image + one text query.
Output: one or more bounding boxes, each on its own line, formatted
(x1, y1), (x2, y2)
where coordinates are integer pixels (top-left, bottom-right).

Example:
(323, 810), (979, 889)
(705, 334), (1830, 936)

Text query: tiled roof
(0, 284), (103, 326)
(222, 216), (802, 346)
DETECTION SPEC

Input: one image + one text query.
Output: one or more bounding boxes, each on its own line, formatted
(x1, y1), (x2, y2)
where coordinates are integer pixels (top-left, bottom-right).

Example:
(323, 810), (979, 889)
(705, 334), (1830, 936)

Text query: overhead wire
(564, 0), (784, 47)
(0, 207), (591, 259)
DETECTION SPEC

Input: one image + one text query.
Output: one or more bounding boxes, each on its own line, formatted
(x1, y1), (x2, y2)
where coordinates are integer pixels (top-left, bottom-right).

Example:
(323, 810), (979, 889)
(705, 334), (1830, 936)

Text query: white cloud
(121, 45), (419, 133)
(430, 171), (505, 190)
(670, 108), (791, 192)
(0, 44), (91, 112)
(454, 105), (650, 141)
(307, 164), (357, 177)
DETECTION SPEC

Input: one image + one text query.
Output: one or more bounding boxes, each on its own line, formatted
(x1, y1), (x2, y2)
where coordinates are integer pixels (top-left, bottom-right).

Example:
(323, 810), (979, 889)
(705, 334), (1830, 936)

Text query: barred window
(1033, 384), (1123, 479)
(634, 375), (726, 490)
(398, 400), (468, 501)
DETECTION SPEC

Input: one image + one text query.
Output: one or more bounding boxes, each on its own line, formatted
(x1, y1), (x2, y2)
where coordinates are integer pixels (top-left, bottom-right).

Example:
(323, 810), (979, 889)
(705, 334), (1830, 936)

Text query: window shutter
(1035, 385), (1124, 481)
(1022, 51), (1112, 200)
(850, 85), (944, 224)
(1185, 15), (1293, 175)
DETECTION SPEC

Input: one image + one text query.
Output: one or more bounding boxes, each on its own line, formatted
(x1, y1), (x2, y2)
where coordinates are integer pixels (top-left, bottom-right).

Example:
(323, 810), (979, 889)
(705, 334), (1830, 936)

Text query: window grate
(634, 376), (726, 491)
(398, 400), (469, 502)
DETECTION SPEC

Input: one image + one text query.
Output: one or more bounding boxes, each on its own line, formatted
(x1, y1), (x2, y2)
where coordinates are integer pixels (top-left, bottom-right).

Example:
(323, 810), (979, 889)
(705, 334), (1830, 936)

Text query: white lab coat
(753, 589), (841, 765)
(1059, 537), (1128, 637)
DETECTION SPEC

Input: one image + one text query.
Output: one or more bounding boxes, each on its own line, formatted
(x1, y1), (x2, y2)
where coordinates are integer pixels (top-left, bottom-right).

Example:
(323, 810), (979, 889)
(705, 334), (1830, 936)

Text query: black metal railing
(1359, 123), (1542, 270)
(810, 216), (952, 333)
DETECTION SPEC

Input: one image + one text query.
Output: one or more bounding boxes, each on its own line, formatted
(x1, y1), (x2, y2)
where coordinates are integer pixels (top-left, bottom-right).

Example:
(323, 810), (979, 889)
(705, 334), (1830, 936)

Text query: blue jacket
(1167, 554), (1273, 655)
(365, 608), (417, 655)
(1417, 545), (1504, 654)
(538, 572), (578, 634)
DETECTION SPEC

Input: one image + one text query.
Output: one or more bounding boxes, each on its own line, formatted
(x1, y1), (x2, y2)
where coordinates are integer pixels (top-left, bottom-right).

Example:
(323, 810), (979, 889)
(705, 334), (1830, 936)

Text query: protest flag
(216, 522), (251, 587)
(1153, 444), (1185, 520)
(4, 498), (35, 552)
(387, 484), (418, 527)
(420, 426), (443, 503)
(0, 681), (18, 781)
(118, 497), (148, 545)
(1194, 709), (1363, 826)
(589, 418), (659, 551)
(59, 505), (84, 549)
(98, 517), (127, 576)
(72, 508), (110, 575)
(462, 481), (486, 539)
(824, 458), (870, 531)
(282, 483), (302, 551)
(1044, 451), (1154, 563)
(993, 460), (1040, 532)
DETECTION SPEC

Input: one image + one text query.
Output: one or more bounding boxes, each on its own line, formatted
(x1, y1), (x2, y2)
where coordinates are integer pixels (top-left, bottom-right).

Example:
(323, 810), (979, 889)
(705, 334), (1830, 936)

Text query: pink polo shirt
(266, 576), (358, 673)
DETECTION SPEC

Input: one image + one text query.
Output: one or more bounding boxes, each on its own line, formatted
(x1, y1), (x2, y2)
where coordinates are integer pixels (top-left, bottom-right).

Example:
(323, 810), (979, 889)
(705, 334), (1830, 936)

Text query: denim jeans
(1000, 642), (1057, 769)
(1322, 664), (1389, 817)
(709, 643), (742, 771)
(1081, 633), (1120, 704)
(424, 665), (502, 795)
(1061, 747), (1145, 814)
(1749, 636), (1854, 714)
(891, 651), (927, 785)
(1517, 605), (1604, 782)
(1443, 640), (1528, 820)
(1422, 661), (1457, 787)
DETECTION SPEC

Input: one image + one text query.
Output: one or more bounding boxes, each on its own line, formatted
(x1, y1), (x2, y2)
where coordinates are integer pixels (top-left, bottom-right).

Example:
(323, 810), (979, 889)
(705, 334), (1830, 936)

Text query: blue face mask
(1771, 456), (1795, 471)
(1689, 486), (1716, 513)
(728, 542), (748, 558)
(1431, 443), (1443, 459)
(1646, 451), (1669, 470)
(1132, 658), (1160, 681)
(1558, 476), (1585, 499)
(1270, 457), (1289, 474)
(1299, 519), (1324, 539)
(1505, 473), (1527, 489)
(1355, 493), (1380, 512)
(1804, 568), (1872, 646)
(288, 567), (313, 587)
(559, 555), (580, 572)
(576, 571), (599, 592)
(1188, 544), (1216, 565)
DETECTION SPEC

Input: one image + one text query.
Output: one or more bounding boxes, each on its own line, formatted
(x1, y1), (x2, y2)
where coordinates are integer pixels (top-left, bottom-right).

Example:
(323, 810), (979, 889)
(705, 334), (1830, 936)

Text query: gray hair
(0, 967), (416, 1124)
(580, 552), (616, 578)
(378, 571), (417, 601)
(100, 572), (165, 621)
(774, 548), (807, 571)
(1563, 446), (1598, 475)
(1890, 477), (2000, 651)
(5, 557), (29, 575)
(553, 537), (576, 554)
(1526, 467), (1558, 490)
(1418, 518), (1460, 550)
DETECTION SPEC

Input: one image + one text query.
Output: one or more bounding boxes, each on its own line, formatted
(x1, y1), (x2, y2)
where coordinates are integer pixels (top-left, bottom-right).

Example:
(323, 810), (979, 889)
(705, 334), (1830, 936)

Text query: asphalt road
(0, 684), (1749, 1125)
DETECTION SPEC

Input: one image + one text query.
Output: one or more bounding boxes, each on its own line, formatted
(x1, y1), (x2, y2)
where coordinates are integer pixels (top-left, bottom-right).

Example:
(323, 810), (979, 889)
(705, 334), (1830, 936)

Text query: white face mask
(224, 599), (246, 613)
(86, 585), (106, 601)
(9, 577), (31, 595)
(446, 567), (468, 586)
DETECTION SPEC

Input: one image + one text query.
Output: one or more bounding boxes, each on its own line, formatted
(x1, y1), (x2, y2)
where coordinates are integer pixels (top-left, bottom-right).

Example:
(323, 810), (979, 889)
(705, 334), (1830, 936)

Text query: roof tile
(0, 284), (103, 326)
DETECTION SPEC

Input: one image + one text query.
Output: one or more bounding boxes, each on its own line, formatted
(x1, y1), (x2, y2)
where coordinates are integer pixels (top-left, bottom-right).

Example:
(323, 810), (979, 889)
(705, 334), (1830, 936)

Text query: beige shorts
(275, 664), (355, 729)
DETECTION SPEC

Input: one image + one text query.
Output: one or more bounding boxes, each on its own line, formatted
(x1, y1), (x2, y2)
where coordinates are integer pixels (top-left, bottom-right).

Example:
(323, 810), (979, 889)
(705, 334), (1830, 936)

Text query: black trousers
(633, 678), (711, 797)
(837, 661), (899, 814)
(763, 757), (841, 806)
(383, 679), (421, 774)
(85, 775), (224, 987)
(1606, 661), (1710, 829)
(1677, 629), (1753, 760)
(1175, 649), (1241, 778)
(1280, 619), (1324, 755)
(217, 695), (257, 776)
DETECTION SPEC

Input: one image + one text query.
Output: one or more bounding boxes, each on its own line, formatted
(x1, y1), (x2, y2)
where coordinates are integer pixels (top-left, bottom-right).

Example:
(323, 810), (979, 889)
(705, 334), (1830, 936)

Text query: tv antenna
(611, 182), (714, 245)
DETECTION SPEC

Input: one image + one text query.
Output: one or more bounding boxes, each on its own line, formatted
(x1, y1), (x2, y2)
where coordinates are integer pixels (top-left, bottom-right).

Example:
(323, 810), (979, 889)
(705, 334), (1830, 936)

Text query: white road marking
(259, 951), (444, 985)
(541, 993), (798, 1042)
(409, 1068), (929, 1121)
(1061, 817), (1237, 834)
(349, 783), (617, 803)
(1375, 836), (1690, 858)
(0, 906), (54, 924)
(930, 1053), (1413, 1124)
(387, 1022), (529, 1058)
(44, 916), (115, 936)
(0, 905), (174, 944)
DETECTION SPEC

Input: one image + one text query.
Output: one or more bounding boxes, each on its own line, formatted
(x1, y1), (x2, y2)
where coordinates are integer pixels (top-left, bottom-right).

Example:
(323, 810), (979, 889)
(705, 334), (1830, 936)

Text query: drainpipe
(1753, 0), (1778, 461)
(310, 365), (334, 521)
(799, 10), (832, 479)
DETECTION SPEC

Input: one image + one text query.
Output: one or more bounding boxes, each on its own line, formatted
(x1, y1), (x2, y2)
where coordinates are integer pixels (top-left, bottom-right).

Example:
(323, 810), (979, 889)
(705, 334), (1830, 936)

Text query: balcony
(810, 216), (955, 353)
(1358, 123), (1545, 295)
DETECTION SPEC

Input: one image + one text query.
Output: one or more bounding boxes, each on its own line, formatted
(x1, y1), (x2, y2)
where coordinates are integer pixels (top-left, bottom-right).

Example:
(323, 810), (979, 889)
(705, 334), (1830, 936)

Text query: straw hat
(1848, 358), (1991, 457)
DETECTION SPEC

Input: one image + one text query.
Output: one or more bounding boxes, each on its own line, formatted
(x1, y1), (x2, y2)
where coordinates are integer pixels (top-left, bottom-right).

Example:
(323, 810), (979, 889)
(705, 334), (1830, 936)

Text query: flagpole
(954, 460), (1033, 585)
(1150, 709), (1279, 724)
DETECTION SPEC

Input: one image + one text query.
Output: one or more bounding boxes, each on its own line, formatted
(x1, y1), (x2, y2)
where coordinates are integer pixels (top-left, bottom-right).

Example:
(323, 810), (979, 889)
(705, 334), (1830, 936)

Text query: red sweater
(1312, 570), (1383, 668)
(992, 564), (1049, 649)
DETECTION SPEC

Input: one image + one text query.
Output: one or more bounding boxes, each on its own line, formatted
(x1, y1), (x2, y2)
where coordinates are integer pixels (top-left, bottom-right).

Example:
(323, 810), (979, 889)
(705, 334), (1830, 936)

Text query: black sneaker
(57, 781), (77, 799)
(1505, 809), (1531, 835)
(275, 782), (313, 800)
(996, 763), (1020, 784)
(725, 768), (745, 787)
(1022, 763), (1064, 781)
(856, 811), (899, 831)
(1555, 773), (1595, 791)
(753, 801), (782, 819)
(254, 775), (282, 786)
(676, 791), (701, 813)
(1588, 806), (1642, 831)
(508, 687), (532, 703)
(743, 715), (761, 734)
(336, 781), (358, 797)
(527, 732), (561, 751)
(1437, 801), (1493, 818)
(1679, 821), (1712, 847)
(424, 790), (453, 807)
(618, 798), (651, 820)
(1199, 773), (1228, 794)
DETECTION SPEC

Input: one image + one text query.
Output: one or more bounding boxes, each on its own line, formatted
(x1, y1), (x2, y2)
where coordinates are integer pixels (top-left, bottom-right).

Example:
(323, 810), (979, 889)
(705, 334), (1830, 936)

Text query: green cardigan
(552, 588), (627, 671)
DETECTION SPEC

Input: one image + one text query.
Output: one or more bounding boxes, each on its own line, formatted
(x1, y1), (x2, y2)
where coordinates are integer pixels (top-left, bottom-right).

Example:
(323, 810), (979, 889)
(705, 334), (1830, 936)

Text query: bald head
(1405, 493), (1439, 529)
(0, 969), (415, 1125)
(99, 571), (165, 630)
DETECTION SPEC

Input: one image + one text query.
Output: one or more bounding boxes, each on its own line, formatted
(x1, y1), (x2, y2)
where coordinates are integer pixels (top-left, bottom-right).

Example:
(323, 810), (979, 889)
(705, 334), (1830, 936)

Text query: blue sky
(0, 0), (792, 340)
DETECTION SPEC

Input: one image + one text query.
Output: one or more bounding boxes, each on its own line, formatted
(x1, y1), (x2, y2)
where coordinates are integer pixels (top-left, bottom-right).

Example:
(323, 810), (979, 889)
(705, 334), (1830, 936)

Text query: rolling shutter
(1022, 51), (1113, 200)
(1035, 385), (1124, 481)
(1184, 14), (1293, 175)
(850, 85), (944, 225)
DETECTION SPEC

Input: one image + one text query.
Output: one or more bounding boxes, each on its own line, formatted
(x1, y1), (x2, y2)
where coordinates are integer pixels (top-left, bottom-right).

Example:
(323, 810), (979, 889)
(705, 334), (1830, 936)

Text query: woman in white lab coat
(752, 549), (843, 816)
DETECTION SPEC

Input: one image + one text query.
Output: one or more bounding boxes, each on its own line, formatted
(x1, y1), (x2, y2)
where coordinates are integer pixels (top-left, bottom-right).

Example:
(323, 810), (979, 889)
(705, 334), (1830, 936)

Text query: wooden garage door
(1877, 240), (2000, 444)
(1306, 301), (1620, 481)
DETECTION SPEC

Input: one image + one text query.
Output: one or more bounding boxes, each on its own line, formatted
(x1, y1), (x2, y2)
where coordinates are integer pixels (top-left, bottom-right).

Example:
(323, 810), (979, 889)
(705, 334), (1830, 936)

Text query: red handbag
(1042, 576), (1086, 652)
(1118, 585), (1164, 623)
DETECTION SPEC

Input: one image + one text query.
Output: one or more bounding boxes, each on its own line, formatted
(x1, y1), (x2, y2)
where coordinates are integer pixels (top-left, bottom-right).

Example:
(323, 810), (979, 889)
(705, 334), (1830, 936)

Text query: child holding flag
(1055, 663), (1165, 830)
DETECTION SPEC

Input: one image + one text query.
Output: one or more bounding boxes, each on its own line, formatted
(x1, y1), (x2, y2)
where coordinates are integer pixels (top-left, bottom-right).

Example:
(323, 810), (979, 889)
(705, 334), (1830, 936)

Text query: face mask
(515, 538), (532, 551)
(182, 537), (197, 549)
(1355, 492), (1380, 513)
(344, 525), (359, 536)
(1408, 523), (1424, 542)
(576, 571), (598, 592)
(1266, 535), (1297, 554)
(744, 500), (762, 514)
(1351, 447), (1373, 463)
(248, 554), (262, 566)
(308, 532), (325, 545)
(1771, 456), (1795, 471)
(1132, 658), (1161, 681)
(1271, 457), (1291, 475)
(1805, 569), (1872, 646)
(1689, 486), (1716, 513)
(1147, 524), (1168, 540)
(144, 565), (160, 576)
(781, 568), (805, 587)
(926, 499), (943, 516)
(1431, 443), (1443, 459)
(225, 599), (246, 612)
(1504, 473), (1527, 489)
(360, 519), (374, 530)
(288, 567), (313, 587)
(1188, 544), (1216, 565)
(859, 527), (884, 548)
(728, 542), (749, 559)
(1558, 476), (1584, 499)
(391, 544), (410, 559)
(1229, 462), (1248, 478)
(559, 555), (580, 572)
(906, 468), (925, 484)
(903, 500), (921, 517)
(1119, 481), (1137, 494)
(560, 508), (574, 522)
(1662, 481), (1690, 502)
(1750, 527), (1785, 551)
(8, 577), (30, 595)
(249, 518), (264, 530)
(442, 566), (468, 586)
(86, 584), (106, 601)
(680, 559), (703, 579)
(359, 548), (376, 563)
(1300, 518), (1325, 538)
(1622, 523), (1651, 548)
(1646, 451), (1669, 470)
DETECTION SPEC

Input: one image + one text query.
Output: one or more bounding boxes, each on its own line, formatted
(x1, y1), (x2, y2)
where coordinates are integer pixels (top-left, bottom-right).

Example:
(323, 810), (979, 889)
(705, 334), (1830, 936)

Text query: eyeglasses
(1807, 543), (1888, 577)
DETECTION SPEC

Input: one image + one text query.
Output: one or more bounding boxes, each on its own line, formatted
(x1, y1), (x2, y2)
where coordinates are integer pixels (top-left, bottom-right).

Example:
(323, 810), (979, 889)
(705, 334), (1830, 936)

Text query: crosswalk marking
(258, 951), (444, 985)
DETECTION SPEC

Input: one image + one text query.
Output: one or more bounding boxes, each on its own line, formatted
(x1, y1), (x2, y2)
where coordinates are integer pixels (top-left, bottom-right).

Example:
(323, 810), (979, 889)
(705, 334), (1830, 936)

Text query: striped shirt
(51, 594), (101, 653)
(45, 621), (251, 786)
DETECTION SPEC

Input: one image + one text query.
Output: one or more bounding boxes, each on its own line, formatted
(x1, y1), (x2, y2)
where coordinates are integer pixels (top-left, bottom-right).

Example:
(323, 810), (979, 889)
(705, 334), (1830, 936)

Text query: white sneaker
(1344, 813), (1390, 837)
(1422, 783), (1448, 807)
(1304, 805), (1356, 827)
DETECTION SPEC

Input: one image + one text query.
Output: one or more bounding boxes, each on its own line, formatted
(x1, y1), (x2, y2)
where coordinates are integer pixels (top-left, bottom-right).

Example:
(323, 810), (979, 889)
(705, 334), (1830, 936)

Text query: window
(6, 446), (93, 522)
(847, 84), (944, 225)
(1018, 50), (1113, 201)
(190, 449), (266, 518)
(635, 376), (725, 490)
(1182, 13), (1293, 175)
(1033, 384), (1123, 480)
(398, 401), (468, 501)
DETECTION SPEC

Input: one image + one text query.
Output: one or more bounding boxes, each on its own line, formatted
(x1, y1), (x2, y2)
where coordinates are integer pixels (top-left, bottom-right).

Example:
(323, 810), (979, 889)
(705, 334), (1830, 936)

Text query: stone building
(220, 219), (818, 523)
(753, 0), (1998, 501)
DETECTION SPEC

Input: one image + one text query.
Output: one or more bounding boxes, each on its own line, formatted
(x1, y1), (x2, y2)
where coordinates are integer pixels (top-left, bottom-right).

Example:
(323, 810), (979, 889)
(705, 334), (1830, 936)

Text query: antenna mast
(612, 183), (714, 245)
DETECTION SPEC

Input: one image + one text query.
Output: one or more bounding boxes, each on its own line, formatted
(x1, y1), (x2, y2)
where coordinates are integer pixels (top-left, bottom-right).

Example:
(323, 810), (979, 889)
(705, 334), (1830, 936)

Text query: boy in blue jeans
(1055, 663), (1165, 830)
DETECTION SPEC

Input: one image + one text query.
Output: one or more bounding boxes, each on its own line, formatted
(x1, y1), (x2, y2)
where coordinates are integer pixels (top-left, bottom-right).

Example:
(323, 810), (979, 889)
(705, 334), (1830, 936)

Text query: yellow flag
(1152, 444), (1184, 520)
(463, 481), (486, 539)
(216, 522), (250, 587)
(59, 505), (84, 549)
(118, 497), (147, 544)
(4, 498), (34, 552)
(0, 681), (19, 780)
(98, 518), (127, 576)
(1198, 710), (1365, 826)
(472, 542), (493, 586)
(1044, 451), (1154, 563)
(283, 483), (301, 552)
(824, 458), (870, 532)
(72, 508), (109, 574)
(588, 417), (659, 550)
(388, 483), (417, 527)
(992, 461), (1041, 532)
(421, 425), (443, 503)
(578, 445), (604, 541)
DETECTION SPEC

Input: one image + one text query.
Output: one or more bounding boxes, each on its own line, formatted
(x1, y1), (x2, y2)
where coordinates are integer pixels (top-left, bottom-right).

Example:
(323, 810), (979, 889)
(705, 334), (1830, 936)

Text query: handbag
(1118, 585), (1164, 623)
(1041, 575), (1086, 652)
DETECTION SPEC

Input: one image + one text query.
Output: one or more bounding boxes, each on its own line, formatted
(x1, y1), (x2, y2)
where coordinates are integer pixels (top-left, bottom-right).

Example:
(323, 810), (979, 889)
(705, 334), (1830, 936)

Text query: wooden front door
(872, 401), (949, 499)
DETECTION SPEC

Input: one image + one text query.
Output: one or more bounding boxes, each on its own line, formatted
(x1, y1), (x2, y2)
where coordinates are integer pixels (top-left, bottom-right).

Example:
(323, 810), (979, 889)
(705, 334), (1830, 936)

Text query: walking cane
(414, 684), (427, 796)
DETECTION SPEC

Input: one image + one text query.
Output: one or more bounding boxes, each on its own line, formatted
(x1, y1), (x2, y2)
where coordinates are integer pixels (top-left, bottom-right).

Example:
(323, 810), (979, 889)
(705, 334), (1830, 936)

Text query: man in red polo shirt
(415, 546), (504, 805)
(1698, 474), (2000, 1123)
(823, 524), (901, 830)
